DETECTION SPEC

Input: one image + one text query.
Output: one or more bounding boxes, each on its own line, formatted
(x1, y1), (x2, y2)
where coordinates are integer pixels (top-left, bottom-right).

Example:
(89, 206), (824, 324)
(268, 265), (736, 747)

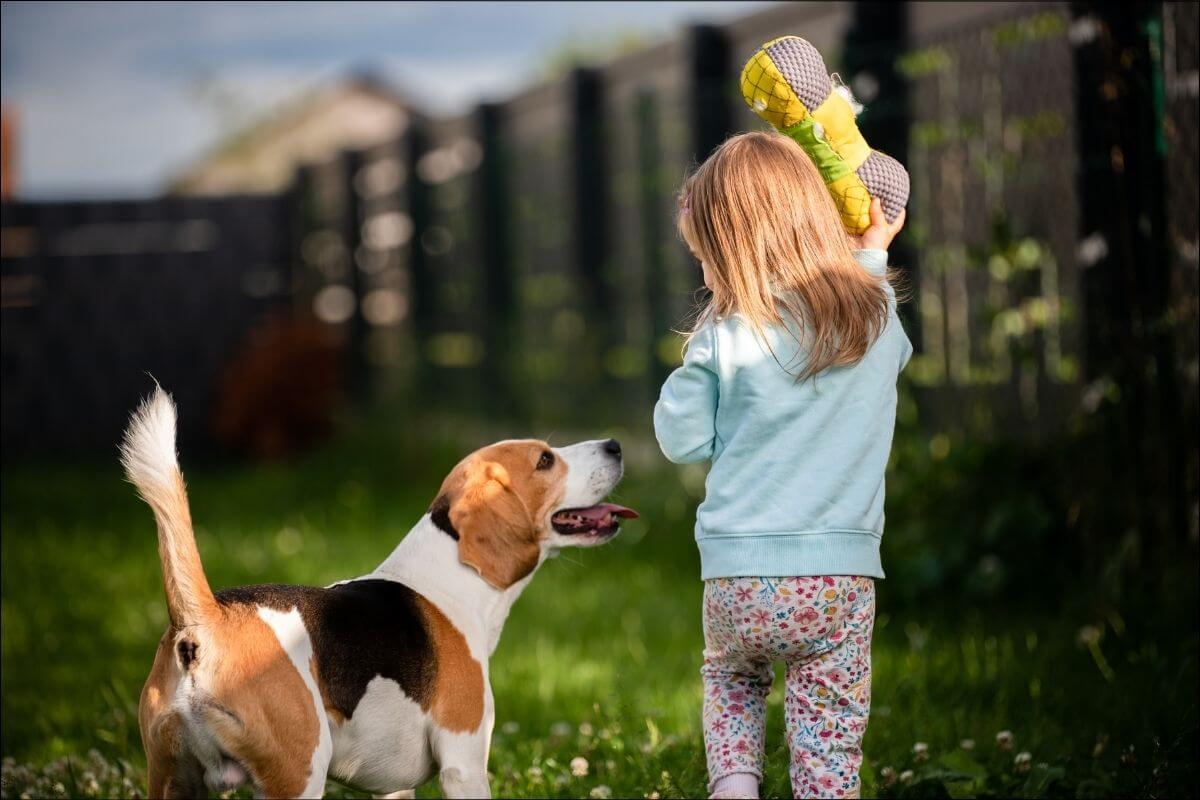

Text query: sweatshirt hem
(697, 530), (884, 580)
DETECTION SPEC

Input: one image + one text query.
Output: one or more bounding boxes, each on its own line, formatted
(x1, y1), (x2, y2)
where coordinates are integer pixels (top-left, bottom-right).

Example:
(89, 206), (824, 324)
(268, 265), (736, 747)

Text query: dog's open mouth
(551, 503), (638, 536)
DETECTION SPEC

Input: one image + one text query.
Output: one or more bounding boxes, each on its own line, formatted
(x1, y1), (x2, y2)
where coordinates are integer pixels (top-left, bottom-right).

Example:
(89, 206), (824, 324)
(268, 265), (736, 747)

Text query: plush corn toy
(741, 35), (909, 236)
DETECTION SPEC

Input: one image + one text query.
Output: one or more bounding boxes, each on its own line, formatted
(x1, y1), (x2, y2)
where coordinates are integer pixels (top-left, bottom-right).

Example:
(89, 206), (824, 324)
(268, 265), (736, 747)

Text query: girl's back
(655, 249), (910, 580)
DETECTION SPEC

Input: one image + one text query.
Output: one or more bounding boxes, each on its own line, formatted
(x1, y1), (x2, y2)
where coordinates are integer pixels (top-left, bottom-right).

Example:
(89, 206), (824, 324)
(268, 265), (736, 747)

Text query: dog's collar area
(429, 495), (459, 540)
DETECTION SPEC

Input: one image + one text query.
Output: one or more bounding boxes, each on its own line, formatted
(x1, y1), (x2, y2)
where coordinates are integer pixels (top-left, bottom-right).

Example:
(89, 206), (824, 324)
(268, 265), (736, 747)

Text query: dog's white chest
(328, 676), (436, 793)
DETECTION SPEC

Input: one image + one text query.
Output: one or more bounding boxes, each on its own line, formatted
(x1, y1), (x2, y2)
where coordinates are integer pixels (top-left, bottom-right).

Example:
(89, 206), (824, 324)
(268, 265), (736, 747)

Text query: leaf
(936, 750), (989, 782)
(944, 778), (982, 799)
(1020, 764), (1065, 797)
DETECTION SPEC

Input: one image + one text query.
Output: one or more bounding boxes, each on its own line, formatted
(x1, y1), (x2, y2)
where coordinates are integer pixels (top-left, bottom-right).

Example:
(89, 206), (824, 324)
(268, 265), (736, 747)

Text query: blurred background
(1, 2), (1197, 798)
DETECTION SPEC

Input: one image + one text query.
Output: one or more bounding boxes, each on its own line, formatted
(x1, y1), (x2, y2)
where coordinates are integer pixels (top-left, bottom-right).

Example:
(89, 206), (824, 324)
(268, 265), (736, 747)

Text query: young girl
(654, 131), (910, 800)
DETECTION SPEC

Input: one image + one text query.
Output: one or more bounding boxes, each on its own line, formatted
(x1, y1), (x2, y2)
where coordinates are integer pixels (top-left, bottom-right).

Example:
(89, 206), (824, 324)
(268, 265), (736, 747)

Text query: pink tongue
(587, 502), (638, 520)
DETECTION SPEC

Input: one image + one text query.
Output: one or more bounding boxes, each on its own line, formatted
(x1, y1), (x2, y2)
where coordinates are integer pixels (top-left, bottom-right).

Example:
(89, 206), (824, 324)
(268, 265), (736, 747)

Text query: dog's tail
(120, 385), (218, 628)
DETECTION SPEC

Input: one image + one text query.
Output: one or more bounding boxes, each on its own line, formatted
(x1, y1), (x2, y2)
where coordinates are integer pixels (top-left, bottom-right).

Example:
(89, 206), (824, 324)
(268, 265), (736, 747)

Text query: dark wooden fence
(2, 1), (1196, 455)
(1, 196), (292, 453)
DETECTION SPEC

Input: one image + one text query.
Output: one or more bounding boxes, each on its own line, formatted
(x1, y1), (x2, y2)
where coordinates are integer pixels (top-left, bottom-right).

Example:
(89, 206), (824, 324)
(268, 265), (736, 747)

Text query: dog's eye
(536, 451), (555, 471)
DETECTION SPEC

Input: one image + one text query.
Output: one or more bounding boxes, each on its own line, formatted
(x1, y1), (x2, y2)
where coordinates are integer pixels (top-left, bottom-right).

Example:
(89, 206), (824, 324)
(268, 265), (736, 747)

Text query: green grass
(2, 414), (1196, 798)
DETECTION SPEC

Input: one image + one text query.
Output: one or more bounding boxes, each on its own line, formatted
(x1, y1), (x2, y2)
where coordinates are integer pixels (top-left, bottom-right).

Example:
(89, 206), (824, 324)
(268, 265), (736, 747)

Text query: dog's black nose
(603, 438), (622, 457)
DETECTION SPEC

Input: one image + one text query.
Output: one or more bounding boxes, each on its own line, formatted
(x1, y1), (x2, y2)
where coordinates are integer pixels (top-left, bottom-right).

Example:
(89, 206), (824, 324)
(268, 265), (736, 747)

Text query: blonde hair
(679, 131), (893, 380)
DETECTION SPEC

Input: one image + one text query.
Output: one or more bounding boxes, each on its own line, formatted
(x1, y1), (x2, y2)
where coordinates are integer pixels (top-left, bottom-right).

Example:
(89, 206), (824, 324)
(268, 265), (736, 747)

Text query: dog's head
(428, 439), (636, 589)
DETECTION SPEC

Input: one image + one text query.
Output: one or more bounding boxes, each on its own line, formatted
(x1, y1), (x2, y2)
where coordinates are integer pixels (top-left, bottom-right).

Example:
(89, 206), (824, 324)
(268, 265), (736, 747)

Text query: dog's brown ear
(436, 460), (541, 589)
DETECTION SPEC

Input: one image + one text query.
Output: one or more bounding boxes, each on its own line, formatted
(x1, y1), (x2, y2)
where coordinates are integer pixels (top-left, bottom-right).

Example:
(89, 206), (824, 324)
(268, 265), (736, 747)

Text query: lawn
(1, 410), (1196, 798)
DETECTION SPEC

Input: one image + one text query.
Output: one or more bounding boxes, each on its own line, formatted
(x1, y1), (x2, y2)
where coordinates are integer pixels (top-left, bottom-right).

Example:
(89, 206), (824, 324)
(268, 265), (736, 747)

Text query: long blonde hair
(679, 131), (892, 380)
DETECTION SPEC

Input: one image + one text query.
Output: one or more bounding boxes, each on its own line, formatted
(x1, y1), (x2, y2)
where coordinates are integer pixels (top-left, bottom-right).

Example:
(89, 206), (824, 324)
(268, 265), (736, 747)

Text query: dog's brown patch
(417, 596), (485, 732)
(434, 440), (566, 589)
(204, 606), (321, 797)
(312, 657), (346, 726)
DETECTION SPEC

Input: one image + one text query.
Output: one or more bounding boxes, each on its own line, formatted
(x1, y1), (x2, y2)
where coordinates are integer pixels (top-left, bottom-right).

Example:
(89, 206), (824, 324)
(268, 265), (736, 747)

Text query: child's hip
(702, 576), (876, 661)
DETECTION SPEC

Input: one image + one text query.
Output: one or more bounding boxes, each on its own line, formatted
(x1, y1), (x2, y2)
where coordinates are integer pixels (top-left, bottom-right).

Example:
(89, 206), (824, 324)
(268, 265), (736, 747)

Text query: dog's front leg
(438, 764), (490, 799)
(434, 727), (492, 800)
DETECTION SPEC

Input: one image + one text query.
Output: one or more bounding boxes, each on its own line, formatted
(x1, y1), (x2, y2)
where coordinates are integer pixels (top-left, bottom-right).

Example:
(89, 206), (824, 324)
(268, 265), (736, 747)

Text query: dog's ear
(432, 460), (541, 589)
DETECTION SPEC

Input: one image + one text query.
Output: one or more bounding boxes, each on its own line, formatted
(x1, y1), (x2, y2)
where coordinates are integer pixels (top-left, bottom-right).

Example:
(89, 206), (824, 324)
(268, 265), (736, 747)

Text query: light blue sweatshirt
(653, 249), (911, 580)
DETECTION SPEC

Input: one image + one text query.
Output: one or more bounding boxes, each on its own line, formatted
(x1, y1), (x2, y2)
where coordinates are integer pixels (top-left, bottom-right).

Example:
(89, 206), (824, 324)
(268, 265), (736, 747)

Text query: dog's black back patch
(216, 580), (435, 719)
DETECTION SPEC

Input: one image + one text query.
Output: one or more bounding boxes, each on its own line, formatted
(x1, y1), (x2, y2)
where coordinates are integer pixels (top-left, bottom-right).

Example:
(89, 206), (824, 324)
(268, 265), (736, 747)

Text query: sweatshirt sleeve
(853, 248), (888, 275)
(653, 325), (719, 464)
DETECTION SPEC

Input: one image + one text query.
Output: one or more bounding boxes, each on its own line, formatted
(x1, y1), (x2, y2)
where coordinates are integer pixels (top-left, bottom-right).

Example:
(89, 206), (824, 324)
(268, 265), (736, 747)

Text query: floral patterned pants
(701, 576), (875, 799)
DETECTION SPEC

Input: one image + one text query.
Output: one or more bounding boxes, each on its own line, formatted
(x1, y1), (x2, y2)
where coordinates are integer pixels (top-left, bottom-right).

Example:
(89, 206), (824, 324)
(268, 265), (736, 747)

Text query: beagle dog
(124, 387), (636, 798)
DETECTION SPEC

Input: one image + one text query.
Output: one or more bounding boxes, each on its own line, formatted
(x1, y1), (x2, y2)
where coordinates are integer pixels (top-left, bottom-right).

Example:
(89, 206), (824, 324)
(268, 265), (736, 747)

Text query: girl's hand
(854, 198), (906, 251)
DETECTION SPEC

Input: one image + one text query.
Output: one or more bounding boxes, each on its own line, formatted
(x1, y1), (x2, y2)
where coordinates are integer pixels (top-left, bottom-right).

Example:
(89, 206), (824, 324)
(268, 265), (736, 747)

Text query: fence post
(340, 149), (369, 401)
(570, 67), (614, 399)
(842, 2), (916, 338)
(476, 102), (521, 419)
(636, 90), (670, 390)
(1071, 1), (1182, 547)
(689, 24), (735, 164)
(404, 121), (434, 391)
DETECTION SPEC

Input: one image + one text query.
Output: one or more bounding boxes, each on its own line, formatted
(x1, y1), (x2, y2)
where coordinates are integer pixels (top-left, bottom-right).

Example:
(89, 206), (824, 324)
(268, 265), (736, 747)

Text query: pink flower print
(727, 689), (747, 703)
(818, 774), (840, 791)
(823, 576), (835, 586)
(727, 703), (745, 715)
(796, 607), (820, 624)
(827, 668), (849, 685)
(710, 718), (728, 736)
(732, 739), (751, 754)
(750, 608), (771, 626)
(735, 586), (754, 602)
(847, 591), (857, 602)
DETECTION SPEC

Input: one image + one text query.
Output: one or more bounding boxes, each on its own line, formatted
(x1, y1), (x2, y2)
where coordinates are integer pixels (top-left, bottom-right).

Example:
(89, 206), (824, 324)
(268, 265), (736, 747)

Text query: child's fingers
(889, 208), (907, 234)
(868, 197), (886, 228)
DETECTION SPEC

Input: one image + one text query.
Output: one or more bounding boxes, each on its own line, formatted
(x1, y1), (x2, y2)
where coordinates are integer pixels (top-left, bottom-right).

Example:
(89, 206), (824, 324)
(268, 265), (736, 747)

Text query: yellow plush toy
(741, 35), (909, 236)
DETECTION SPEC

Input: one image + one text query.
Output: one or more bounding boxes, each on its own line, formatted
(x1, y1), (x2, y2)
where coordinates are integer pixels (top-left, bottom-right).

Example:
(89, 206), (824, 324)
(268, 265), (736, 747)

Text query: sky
(1, 1), (769, 199)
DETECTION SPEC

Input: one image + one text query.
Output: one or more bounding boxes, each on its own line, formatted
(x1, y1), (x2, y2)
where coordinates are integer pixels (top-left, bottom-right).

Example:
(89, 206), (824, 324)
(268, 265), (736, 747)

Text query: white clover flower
(960, 738), (976, 751)
(501, 721), (520, 735)
(879, 766), (897, 787)
(1014, 751), (1032, 773)
(551, 721), (572, 737)
(590, 785), (613, 799)
(899, 769), (915, 785)
(570, 757), (589, 777)
(1076, 625), (1102, 647)
(995, 730), (1014, 751)
(913, 742), (929, 763)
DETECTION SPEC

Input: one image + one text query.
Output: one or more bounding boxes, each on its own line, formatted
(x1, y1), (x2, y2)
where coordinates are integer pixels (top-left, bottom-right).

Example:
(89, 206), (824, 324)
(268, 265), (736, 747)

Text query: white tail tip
(120, 384), (180, 492)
